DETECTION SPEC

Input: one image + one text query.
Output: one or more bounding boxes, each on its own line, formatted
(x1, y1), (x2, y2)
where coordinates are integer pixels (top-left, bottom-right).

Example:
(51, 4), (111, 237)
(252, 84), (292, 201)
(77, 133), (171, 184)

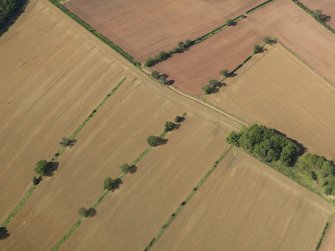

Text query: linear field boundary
(291, 0), (335, 35)
(50, 121), (182, 251)
(1, 77), (129, 228)
(143, 146), (232, 251)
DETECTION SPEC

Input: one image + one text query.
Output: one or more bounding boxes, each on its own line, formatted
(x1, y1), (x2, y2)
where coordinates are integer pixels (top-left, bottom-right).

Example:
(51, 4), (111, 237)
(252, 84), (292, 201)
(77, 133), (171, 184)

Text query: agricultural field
(209, 44), (335, 161)
(153, 150), (333, 251)
(0, 0), (137, 222)
(155, 0), (335, 96)
(64, 0), (266, 62)
(1, 0), (335, 249)
(300, 0), (335, 28)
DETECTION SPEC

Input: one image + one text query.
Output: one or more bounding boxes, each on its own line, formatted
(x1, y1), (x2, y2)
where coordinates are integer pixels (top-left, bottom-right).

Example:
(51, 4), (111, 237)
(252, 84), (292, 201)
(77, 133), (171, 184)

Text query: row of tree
(0, 0), (18, 27)
(145, 40), (193, 67)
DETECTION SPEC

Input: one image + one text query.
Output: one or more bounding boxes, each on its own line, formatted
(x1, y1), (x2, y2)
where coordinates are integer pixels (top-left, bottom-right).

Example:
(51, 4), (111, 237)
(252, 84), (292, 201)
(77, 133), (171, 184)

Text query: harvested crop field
(155, 0), (335, 96)
(64, 0), (266, 62)
(0, 0), (241, 249)
(153, 150), (334, 251)
(300, 0), (335, 28)
(0, 0), (138, 221)
(209, 44), (335, 160)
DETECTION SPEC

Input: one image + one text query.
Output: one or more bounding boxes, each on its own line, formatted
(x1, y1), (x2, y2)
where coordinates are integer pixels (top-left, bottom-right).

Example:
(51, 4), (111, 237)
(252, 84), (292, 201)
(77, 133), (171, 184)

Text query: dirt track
(155, 0), (335, 96)
(64, 0), (265, 62)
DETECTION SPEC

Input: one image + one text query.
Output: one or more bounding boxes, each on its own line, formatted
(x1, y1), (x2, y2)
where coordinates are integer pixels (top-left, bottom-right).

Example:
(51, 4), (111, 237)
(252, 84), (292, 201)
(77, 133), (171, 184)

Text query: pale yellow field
(154, 150), (333, 251)
(209, 44), (335, 160)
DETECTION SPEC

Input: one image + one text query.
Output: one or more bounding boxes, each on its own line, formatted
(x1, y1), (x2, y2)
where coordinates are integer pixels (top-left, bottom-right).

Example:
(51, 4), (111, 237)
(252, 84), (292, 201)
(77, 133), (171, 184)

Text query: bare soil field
(0, 0), (241, 250)
(64, 0), (265, 62)
(153, 150), (334, 251)
(300, 0), (335, 28)
(209, 44), (335, 160)
(156, 0), (335, 96)
(0, 0), (137, 222)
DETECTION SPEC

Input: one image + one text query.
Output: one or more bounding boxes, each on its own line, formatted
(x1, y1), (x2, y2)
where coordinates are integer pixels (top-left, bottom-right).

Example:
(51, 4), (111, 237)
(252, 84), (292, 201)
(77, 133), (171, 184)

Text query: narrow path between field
(50, 117), (186, 251)
(143, 146), (232, 251)
(1, 77), (130, 228)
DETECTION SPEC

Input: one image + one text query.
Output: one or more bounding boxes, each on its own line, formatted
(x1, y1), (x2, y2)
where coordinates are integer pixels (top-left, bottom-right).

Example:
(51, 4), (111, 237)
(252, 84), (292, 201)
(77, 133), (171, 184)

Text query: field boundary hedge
(292, 0), (335, 35)
(1, 77), (129, 228)
(49, 0), (141, 68)
(144, 146), (232, 251)
(245, 0), (274, 14)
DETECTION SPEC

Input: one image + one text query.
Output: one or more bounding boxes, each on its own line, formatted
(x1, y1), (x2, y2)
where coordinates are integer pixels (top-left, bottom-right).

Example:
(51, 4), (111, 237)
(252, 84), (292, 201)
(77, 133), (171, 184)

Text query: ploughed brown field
(209, 44), (335, 160)
(300, 0), (335, 28)
(155, 0), (335, 96)
(64, 0), (265, 62)
(153, 150), (333, 251)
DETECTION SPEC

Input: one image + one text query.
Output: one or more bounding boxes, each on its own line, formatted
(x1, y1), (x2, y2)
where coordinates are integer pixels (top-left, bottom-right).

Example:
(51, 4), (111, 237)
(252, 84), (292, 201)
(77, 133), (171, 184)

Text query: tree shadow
(321, 14), (332, 23)
(0, 227), (9, 240)
(111, 178), (123, 191)
(129, 165), (137, 174)
(166, 80), (174, 86)
(45, 162), (59, 177)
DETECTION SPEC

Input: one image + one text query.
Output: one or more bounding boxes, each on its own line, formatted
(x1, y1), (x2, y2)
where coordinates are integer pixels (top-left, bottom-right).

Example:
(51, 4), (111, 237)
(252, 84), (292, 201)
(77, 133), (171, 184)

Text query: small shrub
(175, 115), (185, 123)
(151, 71), (160, 79)
(78, 207), (96, 217)
(159, 76), (168, 85)
(32, 176), (40, 185)
(164, 121), (177, 132)
(226, 19), (235, 26)
(104, 177), (122, 191)
(155, 51), (170, 61)
(264, 36), (277, 45)
(34, 160), (49, 176)
(220, 69), (230, 78)
(202, 84), (213, 95)
(147, 135), (167, 147)
(184, 40), (193, 48)
(120, 164), (137, 174)
(145, 58), (156, 67)
(254, 44), (263, 54)
(59, 137), (76, 147)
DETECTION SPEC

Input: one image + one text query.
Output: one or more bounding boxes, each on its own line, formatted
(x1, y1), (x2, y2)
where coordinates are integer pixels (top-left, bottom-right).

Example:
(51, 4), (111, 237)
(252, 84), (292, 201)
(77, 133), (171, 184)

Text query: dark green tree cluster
(164, 121), (177, 132)
(226, 19), (236, 26)
(263, 36), (277, 45)
(147, 135), (167, 147)
(301, 154), (335, 195)
(78, 207), (96, 217)
(145, 40), (193, 67)
(34, 160), (50, 176)
(150, 71), (170, 85)
(202, 79), (220, 95)
(0, 0), (19, 28)
(104, 177), (122, 191)
(227, 124), (301, 167)
(254, 44), (264, 54)
(145, 51), (171, 67)
(0, 226), (9, 240)
(120, 163), (137, 174)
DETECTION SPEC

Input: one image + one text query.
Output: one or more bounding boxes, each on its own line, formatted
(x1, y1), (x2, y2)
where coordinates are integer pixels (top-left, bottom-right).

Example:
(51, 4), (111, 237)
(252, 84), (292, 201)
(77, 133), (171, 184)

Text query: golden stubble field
(0, 0), (140, 221)
(209, 44), (335, 160)
(153, 150), (333, 251)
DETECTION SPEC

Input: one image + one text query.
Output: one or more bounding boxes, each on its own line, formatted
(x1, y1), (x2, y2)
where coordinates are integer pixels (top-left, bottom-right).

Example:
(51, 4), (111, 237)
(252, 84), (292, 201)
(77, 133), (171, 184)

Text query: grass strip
(50, 118), (185, 250)
(1, 184), (37, 227)
(49, 0), (141, 68)
(143, 146), (232, 251)
(245, 0), (274, 14)
(291, 0), (335, 35)
(1, 78), (127, 229)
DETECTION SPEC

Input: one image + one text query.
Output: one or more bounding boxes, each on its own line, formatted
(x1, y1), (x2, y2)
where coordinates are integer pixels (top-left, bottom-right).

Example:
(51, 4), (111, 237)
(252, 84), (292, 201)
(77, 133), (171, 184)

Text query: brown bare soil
(0, 0), (240, 249)
(154, 150), (334, 251)
(0, 0), (137, 221)
(209, 44), (335, 160)
(300, 0), (335, 28)
(155, 0), (335, 96)
(64, 0), (265, 62)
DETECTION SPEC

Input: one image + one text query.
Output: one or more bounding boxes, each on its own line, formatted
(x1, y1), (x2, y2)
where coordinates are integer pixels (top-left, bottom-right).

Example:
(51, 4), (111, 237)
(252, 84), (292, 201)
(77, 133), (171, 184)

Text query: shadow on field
(45, 162), (59, 177)
(0, 227), (9, 240)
